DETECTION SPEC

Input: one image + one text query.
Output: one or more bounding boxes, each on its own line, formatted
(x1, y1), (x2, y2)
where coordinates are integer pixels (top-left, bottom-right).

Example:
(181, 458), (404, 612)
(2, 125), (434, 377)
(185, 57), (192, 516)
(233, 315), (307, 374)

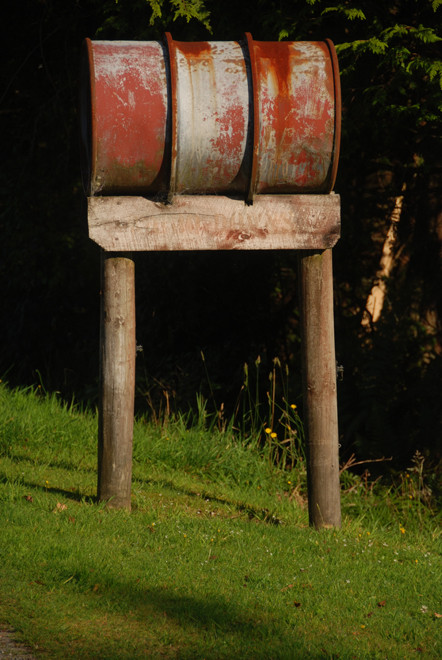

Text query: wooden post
(98, 251), (136, 509)
(298, 248), (341, 529)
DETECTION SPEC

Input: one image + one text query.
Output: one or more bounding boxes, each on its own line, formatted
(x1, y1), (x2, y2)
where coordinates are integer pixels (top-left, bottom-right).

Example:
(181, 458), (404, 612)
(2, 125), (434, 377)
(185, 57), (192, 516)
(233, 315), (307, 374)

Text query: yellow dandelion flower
(265, 427), (272, 434)
(400, 527), (405, 534)
(270, 432), (277, 438)
(290, 404), (297, 410)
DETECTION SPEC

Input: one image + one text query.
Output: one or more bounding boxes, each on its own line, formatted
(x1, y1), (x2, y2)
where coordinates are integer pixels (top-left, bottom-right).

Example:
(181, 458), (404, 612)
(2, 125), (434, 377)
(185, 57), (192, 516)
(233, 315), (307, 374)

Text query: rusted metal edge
(325, 39), (341, 192)
(88, 194), (341, 252)
(164, 33), (178, 201)
(81, 38), (96, 196)
(244, 33), (259, 204)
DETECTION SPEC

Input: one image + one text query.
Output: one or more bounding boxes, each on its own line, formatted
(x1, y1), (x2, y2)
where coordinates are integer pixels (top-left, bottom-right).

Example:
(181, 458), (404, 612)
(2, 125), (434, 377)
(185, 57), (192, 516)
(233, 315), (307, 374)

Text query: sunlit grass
(0, 382), (440, 658)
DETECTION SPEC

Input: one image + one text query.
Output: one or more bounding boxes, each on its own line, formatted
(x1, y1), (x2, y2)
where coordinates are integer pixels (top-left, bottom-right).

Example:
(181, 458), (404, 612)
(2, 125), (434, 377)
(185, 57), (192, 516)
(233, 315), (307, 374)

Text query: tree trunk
(362, 186), (405, 327)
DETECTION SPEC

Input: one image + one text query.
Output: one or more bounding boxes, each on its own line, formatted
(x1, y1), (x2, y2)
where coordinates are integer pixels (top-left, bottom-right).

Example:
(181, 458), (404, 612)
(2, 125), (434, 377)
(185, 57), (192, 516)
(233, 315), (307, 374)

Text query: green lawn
(0, 383), (440, 658)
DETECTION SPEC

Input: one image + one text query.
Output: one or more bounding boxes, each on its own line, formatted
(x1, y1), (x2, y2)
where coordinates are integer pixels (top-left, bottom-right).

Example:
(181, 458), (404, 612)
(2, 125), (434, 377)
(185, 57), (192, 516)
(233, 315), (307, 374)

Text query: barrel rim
(80, 38), (97, 196)
(164, 33), (178, 200)
(325, 38), (341, 193)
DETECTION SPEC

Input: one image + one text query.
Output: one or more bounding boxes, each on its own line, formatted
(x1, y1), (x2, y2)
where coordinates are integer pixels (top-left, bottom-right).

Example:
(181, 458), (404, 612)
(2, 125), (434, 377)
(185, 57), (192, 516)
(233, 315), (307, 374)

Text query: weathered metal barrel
(80, 34), (340, 198)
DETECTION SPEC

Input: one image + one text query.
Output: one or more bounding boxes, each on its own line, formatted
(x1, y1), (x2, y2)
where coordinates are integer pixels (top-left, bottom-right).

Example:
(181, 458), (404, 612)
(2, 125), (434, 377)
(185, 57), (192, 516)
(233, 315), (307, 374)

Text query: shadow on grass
(63, 575), (307, 659)
(132, 475), (286, 525)
(0, 450), (96, 475)
(0, 452), (287, 524)
(0, 471), (98, 505)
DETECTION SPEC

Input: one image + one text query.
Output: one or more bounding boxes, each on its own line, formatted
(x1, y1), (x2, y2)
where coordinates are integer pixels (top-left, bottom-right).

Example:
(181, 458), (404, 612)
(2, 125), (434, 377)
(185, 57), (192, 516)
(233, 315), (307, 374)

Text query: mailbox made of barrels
(80, 34), (341, 198)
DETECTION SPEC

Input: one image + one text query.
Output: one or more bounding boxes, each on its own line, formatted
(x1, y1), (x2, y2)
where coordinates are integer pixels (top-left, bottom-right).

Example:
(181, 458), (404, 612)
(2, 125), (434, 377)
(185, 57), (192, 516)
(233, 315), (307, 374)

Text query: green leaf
(322, 5), (366, 21)
(146, 0), (163, 25)
(145, 0), (211, 31)
(413, 25), (442, 43)
(382, 25), (411, 41)
(336, 38), (388, 55)
(171, 0), (211, 31)
(406, 57), (442, 90)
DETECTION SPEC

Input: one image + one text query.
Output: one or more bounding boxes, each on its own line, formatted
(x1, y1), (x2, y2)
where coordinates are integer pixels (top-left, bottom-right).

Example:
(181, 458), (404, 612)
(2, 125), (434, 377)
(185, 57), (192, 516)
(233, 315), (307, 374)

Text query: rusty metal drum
(80, 39), (169, 195)
(80, 34), (340, 198)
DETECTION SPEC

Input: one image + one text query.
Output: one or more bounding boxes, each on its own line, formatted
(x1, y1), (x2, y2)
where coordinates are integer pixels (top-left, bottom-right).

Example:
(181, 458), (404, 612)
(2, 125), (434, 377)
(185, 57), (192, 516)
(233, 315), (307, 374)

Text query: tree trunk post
(298, 248), (341, 529)
(98, 251), (136, 510)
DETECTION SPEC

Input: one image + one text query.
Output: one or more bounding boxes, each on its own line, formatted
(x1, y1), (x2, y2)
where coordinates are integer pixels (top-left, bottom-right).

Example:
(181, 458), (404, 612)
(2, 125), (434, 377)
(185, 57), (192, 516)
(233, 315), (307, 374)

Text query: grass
(0, 382), (441, 659)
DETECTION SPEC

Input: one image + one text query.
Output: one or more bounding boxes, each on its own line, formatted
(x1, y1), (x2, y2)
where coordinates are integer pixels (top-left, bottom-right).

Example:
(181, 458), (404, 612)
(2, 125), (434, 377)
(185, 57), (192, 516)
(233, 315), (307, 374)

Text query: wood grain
(298, 249), (341, 528)
(88, 194), (340, 251)
(98, 252), (136, 510)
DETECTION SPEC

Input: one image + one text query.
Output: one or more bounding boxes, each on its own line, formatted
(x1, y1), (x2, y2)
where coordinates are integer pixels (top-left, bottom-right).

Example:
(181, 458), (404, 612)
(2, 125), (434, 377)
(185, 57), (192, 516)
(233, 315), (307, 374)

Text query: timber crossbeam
(88, 194), (340, 252)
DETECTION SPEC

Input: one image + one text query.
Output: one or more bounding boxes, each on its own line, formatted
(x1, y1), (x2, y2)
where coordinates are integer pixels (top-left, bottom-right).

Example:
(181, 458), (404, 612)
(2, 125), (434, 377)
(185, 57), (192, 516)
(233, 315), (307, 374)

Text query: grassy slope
(0, 383), (440, 659)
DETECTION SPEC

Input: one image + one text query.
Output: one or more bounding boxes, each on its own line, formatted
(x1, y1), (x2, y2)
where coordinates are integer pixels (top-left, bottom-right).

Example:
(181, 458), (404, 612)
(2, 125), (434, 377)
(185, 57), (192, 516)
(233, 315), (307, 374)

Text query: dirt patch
(0, 627), (36, 659)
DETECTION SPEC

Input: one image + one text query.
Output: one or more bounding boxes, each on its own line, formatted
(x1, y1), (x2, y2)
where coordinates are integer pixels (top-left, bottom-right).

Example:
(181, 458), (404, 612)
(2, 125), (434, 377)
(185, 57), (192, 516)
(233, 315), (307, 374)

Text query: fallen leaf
(281, 584), (295, 592)
(293, 601), (301, 608)
(367, 612), (374, 618)
(53, 502), (67, 513)
(377, 600), (386, 607)
(23, 495), (33, 502)
(434, 612), (442, 618)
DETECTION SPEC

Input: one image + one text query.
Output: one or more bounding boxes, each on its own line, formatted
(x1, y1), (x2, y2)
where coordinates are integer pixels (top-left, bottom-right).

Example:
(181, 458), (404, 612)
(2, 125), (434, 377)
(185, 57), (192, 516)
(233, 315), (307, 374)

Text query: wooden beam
(98, 251), (136, 510)
(88, 194), (340, 252)
(298, 249), (341, 529)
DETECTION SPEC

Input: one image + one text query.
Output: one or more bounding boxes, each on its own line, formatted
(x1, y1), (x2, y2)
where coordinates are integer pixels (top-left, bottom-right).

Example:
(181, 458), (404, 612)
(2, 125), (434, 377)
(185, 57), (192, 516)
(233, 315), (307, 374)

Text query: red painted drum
(80, 40), (169, 195)
(81, 35), (340, 198)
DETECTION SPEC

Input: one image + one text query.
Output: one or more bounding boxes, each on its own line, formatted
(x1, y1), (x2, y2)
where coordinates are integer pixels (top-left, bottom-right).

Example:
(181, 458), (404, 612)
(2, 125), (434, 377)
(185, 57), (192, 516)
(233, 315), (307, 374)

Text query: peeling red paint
(81, 39), (169, 195)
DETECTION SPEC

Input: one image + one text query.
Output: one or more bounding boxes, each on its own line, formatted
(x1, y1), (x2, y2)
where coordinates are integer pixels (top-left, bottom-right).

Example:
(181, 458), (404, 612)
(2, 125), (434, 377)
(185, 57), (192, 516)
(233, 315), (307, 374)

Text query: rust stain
(253, 40), (335, 194)
(173, 40), (248, 194)
(174, 40), (212, 57)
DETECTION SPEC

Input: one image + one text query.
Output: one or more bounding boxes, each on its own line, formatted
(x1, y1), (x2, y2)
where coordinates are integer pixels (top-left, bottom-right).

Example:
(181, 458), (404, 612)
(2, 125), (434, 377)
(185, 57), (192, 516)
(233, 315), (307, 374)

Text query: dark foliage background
(1, 0), (441, 470)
